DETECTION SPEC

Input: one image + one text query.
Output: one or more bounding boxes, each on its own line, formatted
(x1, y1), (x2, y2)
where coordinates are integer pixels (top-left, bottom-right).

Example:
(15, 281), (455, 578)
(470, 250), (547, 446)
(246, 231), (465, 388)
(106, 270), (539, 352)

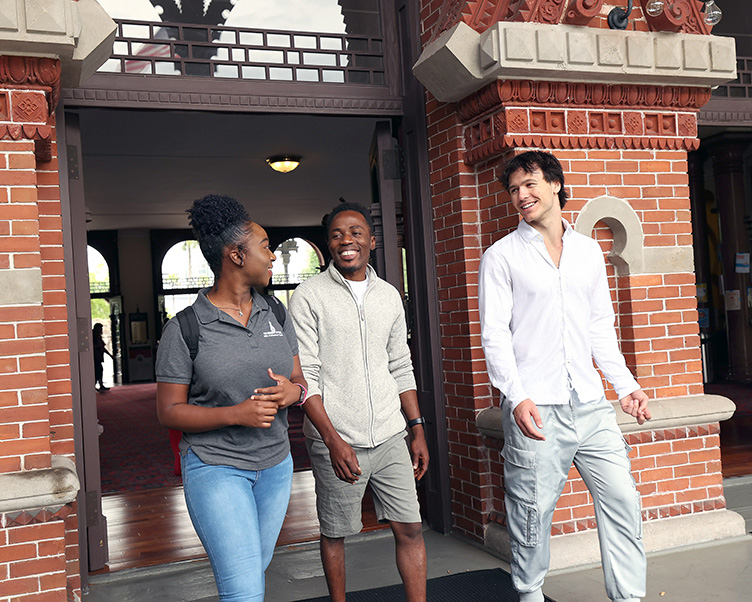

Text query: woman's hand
(251, 368), (301, 409)
(233, 396), (279, 428)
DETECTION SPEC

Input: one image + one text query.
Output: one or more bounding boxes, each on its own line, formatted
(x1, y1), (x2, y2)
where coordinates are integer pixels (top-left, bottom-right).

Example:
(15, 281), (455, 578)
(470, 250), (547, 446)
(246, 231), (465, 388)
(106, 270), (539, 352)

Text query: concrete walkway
(84, 527), (752, 602)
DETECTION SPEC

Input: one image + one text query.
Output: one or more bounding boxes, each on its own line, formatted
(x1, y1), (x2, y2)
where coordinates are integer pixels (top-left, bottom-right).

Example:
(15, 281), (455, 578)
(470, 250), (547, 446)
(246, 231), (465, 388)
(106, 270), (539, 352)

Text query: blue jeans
(182, 450), (293, 601)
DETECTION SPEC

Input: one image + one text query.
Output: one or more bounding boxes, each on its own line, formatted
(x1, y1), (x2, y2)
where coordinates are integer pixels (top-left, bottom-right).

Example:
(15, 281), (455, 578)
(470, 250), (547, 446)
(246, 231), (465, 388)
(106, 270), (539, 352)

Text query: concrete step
(723, 476), (752, 533)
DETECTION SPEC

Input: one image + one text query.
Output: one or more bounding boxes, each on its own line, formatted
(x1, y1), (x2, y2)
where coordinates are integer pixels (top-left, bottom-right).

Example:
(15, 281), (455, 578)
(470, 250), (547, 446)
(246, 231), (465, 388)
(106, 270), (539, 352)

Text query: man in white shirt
(479, 151), (650, 602)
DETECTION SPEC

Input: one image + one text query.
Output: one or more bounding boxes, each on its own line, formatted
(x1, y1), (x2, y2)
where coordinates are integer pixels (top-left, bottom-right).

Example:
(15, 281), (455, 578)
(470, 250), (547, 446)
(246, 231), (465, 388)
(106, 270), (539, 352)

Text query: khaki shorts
(306, 432), (422, 538)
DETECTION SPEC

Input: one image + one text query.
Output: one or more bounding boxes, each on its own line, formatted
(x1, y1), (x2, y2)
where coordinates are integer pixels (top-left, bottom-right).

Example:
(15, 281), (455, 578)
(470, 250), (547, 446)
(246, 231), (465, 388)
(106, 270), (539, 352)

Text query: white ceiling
(78, 108), (382, 231)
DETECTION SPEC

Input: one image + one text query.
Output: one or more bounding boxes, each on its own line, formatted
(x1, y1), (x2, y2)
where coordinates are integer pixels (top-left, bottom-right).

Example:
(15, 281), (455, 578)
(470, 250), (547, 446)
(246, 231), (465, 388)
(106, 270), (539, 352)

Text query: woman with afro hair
(155, 194), (307, 601)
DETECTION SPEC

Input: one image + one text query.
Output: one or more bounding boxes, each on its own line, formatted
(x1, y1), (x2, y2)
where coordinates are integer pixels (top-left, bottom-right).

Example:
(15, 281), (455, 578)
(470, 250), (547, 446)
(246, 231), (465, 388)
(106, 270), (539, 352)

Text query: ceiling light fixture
(266, 155), (301, 173)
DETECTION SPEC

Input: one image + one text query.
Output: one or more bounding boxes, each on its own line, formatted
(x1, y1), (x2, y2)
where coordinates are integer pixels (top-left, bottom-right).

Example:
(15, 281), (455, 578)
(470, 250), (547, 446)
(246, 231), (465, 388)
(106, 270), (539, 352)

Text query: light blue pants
(501, 393), (646, 602)
(182, 450), (293, 602)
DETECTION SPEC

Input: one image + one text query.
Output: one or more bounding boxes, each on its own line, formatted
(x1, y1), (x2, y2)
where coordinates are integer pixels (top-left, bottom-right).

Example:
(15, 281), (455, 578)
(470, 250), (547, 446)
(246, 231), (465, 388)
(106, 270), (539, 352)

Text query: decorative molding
(61, 85), (403, 115)
(2, 504), (74, 528)
(433, 1), (515, 41)
(0, 56), (60, 113)
(463, 106), (700, 165)
(413, 21), (736, 103)
(429, 0), (718, 44)
(485, 510), (745, 572)
(565, 0), (604, 24)
(0, 123), (52, 139)
(476, 394), (736, 441)
(457, 80), (713, 122)
(639, 0), (712, 35)
(511, 0), (568, 24)
(0, 456), (80, 515)
(700, 109), (752, 127)
(435, 0), (468, 38)
(574, 195), (695, 276)
(0, 0), (115, 88)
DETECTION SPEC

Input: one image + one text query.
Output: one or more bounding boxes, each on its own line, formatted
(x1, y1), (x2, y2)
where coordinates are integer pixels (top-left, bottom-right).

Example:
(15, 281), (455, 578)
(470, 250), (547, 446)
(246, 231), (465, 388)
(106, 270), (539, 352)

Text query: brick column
(0, 57), (82, 602)
(415, 1), (743, 567)
(0, 3), (114, 598)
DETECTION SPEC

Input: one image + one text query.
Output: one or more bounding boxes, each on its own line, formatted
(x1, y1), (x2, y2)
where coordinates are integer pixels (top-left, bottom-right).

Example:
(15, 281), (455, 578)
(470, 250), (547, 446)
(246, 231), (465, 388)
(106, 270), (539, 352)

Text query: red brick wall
(0, 109), (80, 600)
(426, 119), (713, 540)
(420, 1), (712, 544)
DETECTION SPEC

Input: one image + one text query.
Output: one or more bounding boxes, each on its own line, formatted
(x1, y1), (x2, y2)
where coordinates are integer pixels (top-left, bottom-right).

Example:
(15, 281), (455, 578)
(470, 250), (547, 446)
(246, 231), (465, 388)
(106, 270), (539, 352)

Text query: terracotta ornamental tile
(567, 111), (587, 134)
(506, 109), (529, 133)
(11, 91), (47, 123)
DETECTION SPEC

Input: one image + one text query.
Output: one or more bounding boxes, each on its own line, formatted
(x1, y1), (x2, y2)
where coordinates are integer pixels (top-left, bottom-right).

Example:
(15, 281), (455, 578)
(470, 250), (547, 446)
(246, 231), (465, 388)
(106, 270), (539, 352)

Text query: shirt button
(247, 333), (252, 337)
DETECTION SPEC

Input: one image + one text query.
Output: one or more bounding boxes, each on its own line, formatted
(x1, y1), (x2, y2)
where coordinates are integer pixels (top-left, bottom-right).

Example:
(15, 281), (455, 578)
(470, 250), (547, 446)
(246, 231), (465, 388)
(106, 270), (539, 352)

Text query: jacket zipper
(359, 297), (376, 447)
(342, 272), (376, 447)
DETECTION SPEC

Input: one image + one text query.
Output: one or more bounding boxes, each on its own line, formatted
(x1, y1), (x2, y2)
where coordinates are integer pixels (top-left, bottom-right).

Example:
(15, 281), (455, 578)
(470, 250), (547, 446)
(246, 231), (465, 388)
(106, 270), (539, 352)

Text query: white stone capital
(414, 21), (738, 103)
(0, 0), (116, 88)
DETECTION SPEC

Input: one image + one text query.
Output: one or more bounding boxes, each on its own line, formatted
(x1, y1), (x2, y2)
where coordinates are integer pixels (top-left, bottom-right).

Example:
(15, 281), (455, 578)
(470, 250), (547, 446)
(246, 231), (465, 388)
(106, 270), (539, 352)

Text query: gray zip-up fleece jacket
(289, 262), (416, 448)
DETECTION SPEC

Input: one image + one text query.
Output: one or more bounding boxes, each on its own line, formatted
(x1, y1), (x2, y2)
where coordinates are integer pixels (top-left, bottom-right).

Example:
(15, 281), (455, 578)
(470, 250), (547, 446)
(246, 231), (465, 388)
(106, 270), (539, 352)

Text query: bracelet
(407, 417), (425, 428)
(294, 383), (308, 406)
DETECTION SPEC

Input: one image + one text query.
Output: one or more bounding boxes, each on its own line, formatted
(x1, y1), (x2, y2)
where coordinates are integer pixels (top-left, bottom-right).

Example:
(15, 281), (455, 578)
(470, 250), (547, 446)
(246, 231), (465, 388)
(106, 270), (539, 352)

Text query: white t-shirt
(345, 275), (369, 305)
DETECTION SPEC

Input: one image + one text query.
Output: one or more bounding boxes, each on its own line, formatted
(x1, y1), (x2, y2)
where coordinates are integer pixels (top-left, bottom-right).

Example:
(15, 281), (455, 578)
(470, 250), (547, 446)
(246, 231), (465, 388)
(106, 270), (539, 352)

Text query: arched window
(160, 240), (213, 319)
(88, 245), (111, 294)
(269, 238), (324, 306)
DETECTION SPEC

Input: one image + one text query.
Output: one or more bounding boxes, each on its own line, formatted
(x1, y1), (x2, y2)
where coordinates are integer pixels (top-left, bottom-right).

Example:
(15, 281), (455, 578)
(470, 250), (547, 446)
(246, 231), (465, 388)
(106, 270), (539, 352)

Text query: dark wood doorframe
(369, 114), (452, 534)
(370, 120), (403, 290)
(394, 0), (452, 533)
(59, 108), (109, 579)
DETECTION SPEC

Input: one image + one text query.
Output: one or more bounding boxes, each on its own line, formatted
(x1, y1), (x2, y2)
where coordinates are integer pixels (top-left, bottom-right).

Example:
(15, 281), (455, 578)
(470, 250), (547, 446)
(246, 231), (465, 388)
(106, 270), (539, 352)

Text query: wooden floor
(720, 413), (752, 478)
(94, 410), (752, 575)
(96, 470), (385, 574)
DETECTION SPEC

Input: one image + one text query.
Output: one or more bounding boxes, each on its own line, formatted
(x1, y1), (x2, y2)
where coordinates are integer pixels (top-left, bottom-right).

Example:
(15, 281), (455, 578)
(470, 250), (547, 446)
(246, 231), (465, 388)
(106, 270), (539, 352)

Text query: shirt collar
(517, 218), (573, 242)
(326, 261), (376, 287)
(193, 287), (268, 324)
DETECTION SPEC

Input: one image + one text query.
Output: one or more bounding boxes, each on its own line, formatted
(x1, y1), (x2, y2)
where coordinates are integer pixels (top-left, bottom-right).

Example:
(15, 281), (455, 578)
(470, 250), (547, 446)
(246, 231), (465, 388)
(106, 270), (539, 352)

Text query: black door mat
(295, 568), (557, 601)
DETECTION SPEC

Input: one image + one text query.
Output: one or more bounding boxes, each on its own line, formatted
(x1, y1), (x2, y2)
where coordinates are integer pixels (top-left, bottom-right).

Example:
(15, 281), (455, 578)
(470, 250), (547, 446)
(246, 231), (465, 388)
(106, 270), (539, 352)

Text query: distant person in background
(92, 323), (113, 392)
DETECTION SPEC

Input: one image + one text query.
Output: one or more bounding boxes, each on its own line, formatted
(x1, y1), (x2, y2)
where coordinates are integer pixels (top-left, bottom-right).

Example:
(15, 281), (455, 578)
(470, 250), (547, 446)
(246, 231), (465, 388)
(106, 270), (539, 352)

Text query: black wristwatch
(407, 417), (426, 428)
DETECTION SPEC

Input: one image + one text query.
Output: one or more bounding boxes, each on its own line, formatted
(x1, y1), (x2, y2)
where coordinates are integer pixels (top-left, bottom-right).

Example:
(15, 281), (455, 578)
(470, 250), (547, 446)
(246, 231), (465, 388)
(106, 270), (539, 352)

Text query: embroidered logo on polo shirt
(263, 320), (284, 338)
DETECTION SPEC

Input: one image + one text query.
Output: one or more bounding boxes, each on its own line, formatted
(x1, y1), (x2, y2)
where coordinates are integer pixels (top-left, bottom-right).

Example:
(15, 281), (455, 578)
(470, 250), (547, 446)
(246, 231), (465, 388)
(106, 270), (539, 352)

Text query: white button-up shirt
(479, 219), (639, 409)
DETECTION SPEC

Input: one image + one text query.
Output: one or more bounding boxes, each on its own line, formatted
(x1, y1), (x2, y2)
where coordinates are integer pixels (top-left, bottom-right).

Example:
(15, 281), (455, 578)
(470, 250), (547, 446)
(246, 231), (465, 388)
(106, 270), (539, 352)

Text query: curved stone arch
(574, 195), (645, 276)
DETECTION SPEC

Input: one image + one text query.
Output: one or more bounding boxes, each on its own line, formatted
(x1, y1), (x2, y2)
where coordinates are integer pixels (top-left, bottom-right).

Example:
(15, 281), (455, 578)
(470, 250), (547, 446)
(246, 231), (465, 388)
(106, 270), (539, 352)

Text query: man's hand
(619, 389), (651, 425)
(512, 399), (545, 441)
(409, 429), (429, 480)
(327, 436), (362, 484)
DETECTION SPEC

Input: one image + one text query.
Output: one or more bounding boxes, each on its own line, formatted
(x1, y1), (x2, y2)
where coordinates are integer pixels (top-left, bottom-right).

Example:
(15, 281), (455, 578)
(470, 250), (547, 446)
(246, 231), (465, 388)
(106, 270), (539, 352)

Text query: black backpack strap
(262, 293), (286, 328)
(176, 306), (200, 361)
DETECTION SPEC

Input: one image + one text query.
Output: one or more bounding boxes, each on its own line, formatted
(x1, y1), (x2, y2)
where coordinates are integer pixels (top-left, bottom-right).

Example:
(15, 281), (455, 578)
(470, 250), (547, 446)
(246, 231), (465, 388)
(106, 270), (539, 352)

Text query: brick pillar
(425, 96), (497, 540)
(0, 57), (81, 602)
(415, 1), (743, 566)
(0, 3), (115, 598)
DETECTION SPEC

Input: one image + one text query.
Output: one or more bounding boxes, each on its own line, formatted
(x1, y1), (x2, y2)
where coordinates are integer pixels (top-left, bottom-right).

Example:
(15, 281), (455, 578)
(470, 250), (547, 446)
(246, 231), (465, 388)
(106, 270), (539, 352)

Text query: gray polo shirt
(156, 288), (299, 471)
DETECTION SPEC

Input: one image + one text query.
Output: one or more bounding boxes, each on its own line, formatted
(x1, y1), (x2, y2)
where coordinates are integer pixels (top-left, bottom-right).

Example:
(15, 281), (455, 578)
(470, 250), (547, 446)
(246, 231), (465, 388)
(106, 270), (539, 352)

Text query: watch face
(298, 386), (306, 402)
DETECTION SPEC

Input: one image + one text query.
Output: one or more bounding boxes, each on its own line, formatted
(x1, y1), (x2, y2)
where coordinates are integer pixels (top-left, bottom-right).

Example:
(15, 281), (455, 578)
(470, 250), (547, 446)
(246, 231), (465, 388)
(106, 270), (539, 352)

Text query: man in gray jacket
(289, 202), (429, 602)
